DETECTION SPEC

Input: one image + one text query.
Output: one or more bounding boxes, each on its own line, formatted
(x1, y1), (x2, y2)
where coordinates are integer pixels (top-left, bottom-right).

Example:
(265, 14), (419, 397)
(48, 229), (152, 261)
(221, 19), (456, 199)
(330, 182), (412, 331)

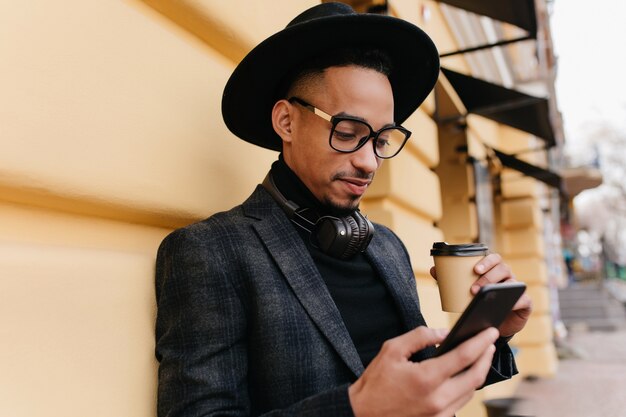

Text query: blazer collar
(244, 186), (365, 377)
(365, 239), (426, 332)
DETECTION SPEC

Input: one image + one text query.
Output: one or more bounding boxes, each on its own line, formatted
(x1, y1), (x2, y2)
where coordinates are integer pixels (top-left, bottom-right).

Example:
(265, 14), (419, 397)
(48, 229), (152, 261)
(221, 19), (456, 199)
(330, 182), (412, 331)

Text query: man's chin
(322, 196), (361, 216)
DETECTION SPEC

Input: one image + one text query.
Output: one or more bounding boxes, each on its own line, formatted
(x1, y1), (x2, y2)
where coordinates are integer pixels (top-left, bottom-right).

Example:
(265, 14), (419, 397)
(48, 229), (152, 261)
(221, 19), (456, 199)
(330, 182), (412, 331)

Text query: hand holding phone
(435, 282), (526, 356)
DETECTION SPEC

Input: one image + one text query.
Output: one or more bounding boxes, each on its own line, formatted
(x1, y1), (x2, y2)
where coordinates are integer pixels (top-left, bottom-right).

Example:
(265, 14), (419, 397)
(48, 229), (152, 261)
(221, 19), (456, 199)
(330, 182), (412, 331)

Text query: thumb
(383, 326), (448, 360)
(430, 266), (438, 281)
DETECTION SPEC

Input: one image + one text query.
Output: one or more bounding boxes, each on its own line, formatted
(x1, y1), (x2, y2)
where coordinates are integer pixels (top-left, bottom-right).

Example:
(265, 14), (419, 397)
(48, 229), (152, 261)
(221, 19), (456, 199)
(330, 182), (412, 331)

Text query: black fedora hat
(221, 2), (440, 152)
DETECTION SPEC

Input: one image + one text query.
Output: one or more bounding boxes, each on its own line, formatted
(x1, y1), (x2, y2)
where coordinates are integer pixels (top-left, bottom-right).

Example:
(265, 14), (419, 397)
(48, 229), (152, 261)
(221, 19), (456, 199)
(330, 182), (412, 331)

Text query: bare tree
(573, 121), (626, 265)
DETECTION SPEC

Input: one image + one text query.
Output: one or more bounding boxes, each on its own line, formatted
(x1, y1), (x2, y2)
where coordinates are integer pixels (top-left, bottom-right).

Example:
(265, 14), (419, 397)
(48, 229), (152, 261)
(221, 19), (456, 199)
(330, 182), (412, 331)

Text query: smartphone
(434, 282), (526, 356)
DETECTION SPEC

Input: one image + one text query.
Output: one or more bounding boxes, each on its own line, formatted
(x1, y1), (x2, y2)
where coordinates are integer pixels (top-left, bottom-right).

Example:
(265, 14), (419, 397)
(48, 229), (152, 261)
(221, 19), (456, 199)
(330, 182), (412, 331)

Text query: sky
(550, 0), (626, 264)
(550, 0), (626, 144)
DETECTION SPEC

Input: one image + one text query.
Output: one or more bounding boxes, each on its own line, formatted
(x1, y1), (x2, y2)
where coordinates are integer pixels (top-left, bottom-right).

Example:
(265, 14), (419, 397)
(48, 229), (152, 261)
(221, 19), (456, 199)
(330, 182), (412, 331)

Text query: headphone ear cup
(313, 216), (351, 257)
(341, 215), (362, 259)
(314, 212), (374, 259)
(349, 211), (374, 255)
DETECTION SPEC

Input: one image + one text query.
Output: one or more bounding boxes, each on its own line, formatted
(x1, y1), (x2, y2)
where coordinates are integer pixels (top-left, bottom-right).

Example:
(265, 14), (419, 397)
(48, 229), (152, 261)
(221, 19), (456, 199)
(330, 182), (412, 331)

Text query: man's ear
(272, 99), (294, 143)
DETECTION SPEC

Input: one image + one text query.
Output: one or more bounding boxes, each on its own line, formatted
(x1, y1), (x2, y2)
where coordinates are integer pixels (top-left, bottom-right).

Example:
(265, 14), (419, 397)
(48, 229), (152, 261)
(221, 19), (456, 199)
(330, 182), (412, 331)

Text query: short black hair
(277, 46), (393, 99)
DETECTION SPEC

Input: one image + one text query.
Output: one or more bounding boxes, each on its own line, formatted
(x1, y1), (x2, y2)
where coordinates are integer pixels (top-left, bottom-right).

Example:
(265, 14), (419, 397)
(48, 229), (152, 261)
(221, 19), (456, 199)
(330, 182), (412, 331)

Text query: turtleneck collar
(270, 155), (356, 217)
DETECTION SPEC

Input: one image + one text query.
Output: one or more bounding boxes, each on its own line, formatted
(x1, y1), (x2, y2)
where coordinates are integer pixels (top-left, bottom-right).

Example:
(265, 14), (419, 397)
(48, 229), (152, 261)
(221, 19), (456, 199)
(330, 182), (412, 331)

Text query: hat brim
(222, 13), (440, 152)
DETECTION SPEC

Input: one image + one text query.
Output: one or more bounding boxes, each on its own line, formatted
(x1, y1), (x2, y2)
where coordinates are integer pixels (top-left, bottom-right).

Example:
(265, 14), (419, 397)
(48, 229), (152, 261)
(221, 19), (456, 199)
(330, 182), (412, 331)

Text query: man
(155, 3), (532, 417)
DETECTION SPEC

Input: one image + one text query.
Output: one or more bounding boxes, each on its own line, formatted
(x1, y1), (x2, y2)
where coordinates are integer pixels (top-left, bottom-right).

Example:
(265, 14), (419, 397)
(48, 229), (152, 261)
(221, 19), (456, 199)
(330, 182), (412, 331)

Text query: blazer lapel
(366, 238), (427, 332)
(244, 187), (364, 377)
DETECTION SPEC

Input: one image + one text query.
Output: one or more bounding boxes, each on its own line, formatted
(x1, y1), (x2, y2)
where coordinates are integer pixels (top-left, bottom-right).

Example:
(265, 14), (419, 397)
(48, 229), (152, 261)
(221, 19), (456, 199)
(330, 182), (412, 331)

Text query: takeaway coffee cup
(430, 242), (489, 313)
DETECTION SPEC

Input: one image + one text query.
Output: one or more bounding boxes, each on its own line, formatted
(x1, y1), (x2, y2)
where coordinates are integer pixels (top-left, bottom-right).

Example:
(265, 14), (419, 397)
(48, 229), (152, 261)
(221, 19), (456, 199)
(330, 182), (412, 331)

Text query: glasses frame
(288, 97), (411, 159)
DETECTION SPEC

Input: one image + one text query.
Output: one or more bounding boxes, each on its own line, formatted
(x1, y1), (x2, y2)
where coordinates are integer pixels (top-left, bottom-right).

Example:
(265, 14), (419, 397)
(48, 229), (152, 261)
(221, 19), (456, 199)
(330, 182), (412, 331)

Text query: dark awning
(441, 67), (556, 147)
(436, 0), (537, 35)
(494, 149), (563, 192)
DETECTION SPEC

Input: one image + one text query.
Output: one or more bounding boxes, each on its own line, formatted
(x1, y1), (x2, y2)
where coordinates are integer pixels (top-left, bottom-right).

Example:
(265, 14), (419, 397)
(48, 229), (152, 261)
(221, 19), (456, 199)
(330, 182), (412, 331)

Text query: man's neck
(271, 155), (353, 217)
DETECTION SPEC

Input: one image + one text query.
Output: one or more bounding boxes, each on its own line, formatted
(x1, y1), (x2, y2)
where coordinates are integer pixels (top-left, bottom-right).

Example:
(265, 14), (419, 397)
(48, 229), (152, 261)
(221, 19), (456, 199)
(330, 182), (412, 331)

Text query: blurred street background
(510, 289), (626, 417)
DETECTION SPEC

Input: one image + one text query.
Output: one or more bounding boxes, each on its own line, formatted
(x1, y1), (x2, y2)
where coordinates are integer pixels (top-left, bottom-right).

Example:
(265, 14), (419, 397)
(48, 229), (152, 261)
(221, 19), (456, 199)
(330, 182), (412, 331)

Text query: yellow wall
(0, 1), (282, 229)
(0, 0), (284, 415)
(0, 201), (172, 416)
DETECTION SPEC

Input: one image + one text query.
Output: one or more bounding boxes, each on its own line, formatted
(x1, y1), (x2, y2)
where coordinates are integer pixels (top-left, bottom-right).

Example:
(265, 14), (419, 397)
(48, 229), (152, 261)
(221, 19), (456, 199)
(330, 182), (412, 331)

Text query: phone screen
(435, 282), (526, 356)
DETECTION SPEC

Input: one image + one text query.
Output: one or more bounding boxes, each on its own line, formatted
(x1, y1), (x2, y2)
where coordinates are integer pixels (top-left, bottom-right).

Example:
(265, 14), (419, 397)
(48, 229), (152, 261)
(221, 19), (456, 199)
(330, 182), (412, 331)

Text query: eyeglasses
(288, 97), (411, 159)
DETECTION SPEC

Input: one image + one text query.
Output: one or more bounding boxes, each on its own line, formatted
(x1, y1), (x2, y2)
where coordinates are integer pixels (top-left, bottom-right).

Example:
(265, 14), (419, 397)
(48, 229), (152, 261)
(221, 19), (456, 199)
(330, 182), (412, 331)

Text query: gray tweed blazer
(155, 185), (514, 417)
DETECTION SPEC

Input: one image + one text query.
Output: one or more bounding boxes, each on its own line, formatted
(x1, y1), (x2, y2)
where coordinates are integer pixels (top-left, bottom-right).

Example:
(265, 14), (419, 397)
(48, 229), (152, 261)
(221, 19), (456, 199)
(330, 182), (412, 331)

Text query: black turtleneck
(270, 156), (404, 367)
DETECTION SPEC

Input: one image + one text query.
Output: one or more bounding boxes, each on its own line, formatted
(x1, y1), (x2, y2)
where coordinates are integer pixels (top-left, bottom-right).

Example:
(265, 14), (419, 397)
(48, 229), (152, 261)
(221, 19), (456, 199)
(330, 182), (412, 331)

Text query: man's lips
(337, 178), (371, 196)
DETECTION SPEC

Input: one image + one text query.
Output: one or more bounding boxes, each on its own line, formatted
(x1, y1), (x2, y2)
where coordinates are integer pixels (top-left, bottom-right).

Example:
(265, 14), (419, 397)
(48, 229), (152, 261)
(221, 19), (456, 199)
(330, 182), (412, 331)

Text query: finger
(430, 266), (438, 280)
(444, 343), (496, 399)
(423, 327), (499, 383)
(428, 344), (496, 416)
(473, 253), (502, 275)
(499, 292), (534, 337)
(382, 326), (449, 360)
(471, 263), (514, 295)
(438, 391), (474, 417)
(511, 293), (532, 313)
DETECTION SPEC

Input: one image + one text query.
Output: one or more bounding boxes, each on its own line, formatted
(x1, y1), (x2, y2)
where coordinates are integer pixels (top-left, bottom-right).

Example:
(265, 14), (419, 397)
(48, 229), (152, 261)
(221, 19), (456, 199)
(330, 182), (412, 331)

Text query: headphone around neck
(262, 173), (374, 260)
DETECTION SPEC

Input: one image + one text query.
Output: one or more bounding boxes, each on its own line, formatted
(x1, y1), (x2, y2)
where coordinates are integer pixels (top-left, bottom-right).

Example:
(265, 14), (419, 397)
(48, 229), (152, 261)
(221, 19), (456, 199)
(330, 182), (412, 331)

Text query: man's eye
(334, 131), (357, 141)
(376, 137), (390, 148)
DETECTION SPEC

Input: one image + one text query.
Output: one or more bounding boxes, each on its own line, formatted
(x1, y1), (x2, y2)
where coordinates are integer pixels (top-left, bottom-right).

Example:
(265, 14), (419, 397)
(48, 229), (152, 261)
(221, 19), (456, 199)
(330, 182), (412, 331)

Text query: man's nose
(351, 137), (380, 174)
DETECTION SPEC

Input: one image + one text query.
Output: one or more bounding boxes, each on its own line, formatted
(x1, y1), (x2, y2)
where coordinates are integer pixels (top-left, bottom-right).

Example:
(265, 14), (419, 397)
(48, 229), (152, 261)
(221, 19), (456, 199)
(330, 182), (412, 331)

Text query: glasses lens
(375, 128), (409, 158)
(330, 120), (409, 158)
(331, 119), (372, 152)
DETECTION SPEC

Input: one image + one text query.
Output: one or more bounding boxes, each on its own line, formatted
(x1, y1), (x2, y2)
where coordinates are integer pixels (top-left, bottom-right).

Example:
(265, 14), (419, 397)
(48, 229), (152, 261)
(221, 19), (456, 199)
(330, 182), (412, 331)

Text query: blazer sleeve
(482, 338), (519, 387)
(155, 227), (356, 417)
